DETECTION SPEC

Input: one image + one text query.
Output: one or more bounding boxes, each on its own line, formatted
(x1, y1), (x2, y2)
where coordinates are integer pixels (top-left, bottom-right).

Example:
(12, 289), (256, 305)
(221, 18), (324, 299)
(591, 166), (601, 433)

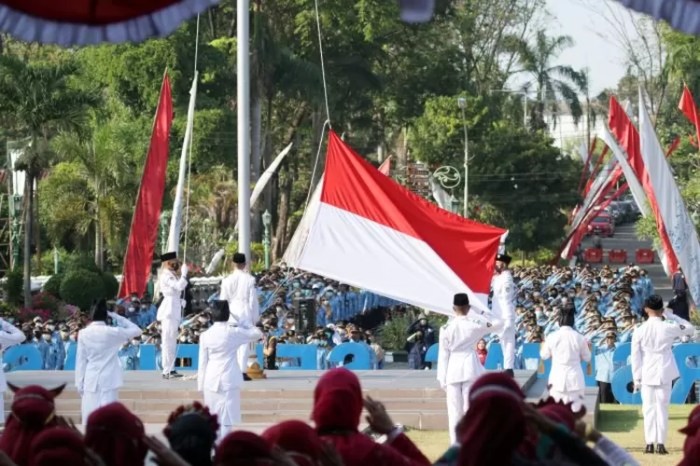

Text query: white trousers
(81, 389), (118, 424)
(641, 383), (671, 444)
(237, 344), (250, 374)
(0, 391), (5, 425)
(161, 318), (179, 375)
(446, 382), (471, 445)
(548, 387), (585, 413)
(204, 388), (241, 442)
(499, 326), (516, 370)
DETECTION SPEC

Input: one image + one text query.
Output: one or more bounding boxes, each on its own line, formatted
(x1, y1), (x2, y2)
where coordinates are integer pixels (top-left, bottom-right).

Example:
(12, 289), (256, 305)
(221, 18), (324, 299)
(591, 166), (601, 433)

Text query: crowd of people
(2, 367), (700, 466)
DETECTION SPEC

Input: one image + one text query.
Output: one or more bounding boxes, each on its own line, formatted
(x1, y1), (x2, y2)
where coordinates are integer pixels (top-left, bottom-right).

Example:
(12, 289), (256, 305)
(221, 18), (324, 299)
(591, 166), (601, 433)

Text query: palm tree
(507, 30), (587, 130)
(0, 56), (100, 307)
(51, 116), (136, 270)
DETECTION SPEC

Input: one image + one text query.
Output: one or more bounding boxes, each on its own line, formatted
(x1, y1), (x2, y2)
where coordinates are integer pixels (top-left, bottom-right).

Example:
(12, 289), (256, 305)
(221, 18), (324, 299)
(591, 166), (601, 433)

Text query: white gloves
(181, 263), (189, 277)
(633, 382), (641, 393)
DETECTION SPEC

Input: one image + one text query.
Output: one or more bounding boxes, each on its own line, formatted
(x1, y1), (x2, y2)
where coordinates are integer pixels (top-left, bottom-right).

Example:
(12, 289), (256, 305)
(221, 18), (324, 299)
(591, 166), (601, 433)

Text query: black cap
(644, 294), (664, 311)
(232, 253), (246, 264)
(160, 252), (177, 262)
(496, 253), (512, 265)
(453, 293), (469, 307)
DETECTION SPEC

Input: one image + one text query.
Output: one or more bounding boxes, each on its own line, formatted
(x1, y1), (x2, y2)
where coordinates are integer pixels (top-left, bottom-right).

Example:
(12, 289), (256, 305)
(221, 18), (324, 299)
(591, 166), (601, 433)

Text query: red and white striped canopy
(0, 0), (219, 45)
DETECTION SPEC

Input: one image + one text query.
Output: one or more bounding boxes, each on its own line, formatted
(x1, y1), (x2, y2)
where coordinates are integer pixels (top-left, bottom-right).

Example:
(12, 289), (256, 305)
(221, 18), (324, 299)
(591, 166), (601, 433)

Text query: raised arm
(0, 318), (25, 348)
(108, 312), (143, 341)
(540, 336), (552, 361)
(580, 337), (592, 363)
(663, 309), (696, 339)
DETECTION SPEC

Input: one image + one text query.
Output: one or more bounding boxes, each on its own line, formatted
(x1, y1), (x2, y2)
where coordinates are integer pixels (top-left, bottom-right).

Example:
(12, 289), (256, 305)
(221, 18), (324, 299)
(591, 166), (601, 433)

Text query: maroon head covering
(679, 405), (700, 465)
(0, 384), (64, 465)
(215, 431), (274, 466)
(312, 368), (363, 432)
(85, 402), (147, 466)
(456, 373), (526, 466)
(262, 421), (323, 466)
(28, 427), (87, 466)
(538, 403), (575, 432)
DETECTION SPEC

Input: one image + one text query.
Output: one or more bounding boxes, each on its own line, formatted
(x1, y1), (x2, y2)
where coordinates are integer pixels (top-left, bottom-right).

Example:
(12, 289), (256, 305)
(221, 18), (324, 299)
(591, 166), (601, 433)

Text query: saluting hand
(363, 396), (395, 435)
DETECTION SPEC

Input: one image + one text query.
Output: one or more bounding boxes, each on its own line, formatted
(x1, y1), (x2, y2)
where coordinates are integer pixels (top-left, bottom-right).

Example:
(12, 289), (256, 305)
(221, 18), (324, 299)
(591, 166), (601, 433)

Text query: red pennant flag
(679, 84), (700, 148)
(378, 156), (392, 176)
(119, 74), (173, 298)
(666, 136), (681, 158)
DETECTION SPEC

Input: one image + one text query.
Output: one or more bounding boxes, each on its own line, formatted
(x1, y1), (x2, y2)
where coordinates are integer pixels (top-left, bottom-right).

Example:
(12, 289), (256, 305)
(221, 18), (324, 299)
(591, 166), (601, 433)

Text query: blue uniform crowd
(503, 263), (696, 403)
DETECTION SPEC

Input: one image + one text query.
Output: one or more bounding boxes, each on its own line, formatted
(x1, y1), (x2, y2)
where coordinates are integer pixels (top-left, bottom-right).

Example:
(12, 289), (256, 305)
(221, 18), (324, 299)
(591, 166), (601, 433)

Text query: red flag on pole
(679, 84), (700, 146)
(119, 74), (173, 298)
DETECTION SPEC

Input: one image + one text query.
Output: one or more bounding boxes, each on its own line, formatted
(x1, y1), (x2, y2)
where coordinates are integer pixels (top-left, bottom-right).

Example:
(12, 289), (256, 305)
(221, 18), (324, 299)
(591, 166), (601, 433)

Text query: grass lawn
(407, 404), (695, 465)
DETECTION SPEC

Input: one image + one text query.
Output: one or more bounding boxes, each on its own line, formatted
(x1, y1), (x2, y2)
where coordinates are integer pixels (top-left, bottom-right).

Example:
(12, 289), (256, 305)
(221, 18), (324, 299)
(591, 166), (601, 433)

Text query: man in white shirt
(197, 300), (262, 441)
(219, 252), (260, 380)
(491, 253), (516, 377)
(156, 251), (189, 379)
(75, 299), (142, 422)
(0, 317), (25, 424)
(632, 294), (695, 455)
(437, 292), (503, 445)
(540, 305), (591, 412)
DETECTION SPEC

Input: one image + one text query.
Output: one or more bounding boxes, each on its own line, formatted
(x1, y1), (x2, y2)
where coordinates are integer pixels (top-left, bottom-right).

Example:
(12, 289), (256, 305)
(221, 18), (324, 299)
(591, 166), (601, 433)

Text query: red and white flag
(284, 131), (505, 314)
(639, 89), (700, 302)
(608, 96), (678, 275)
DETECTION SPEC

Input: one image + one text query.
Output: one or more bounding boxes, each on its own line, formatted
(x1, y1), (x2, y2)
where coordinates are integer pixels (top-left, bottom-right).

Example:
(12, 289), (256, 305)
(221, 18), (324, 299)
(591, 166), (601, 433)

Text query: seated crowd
(1, 368), (699, 466)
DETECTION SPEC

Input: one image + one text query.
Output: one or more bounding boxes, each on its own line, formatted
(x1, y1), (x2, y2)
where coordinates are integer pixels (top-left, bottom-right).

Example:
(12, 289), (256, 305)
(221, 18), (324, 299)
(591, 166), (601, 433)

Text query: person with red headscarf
(263, 420), (341, 466)
(678, 405), (700, 466)
(28, 427), (89, 466)
(0, 384), (64, 466)
(214, 431), (283, 466)
(312, 368), (430, 466)
(84, 402), (148, 466)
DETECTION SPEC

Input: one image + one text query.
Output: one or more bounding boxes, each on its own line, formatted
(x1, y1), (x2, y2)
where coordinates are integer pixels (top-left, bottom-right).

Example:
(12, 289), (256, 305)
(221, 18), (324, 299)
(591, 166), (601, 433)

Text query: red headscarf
(538, 403), (575, 432)
(215, 431), (274, 466)
(28, 427), (87, 466)
(679, 405), (700, 465)
(312, 368), (363, 431)
(262, 421), (323, 466)
(85, 402), (147, 466)
(0, 384), (63, 465)
(457, 374), (526, 466)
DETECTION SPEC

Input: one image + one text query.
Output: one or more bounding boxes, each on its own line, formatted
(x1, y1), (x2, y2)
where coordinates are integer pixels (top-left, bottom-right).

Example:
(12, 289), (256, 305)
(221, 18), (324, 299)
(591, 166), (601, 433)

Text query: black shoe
(503, 369), (514, 378)
(644, 444), (654, 454)
(656, 444), (668, 455)
(164, 371), (182, 380)
(243, 373), (252, 381)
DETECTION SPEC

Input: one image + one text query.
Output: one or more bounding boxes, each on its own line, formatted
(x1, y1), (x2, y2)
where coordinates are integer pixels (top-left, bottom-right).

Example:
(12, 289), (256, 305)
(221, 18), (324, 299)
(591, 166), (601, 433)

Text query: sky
(542, 0), (642, 95)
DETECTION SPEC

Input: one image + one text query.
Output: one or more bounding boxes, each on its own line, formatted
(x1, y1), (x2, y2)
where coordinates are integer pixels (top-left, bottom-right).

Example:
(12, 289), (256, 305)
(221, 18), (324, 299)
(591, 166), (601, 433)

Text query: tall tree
(0, 56), (100, 306)
(507, 30), (586, 130)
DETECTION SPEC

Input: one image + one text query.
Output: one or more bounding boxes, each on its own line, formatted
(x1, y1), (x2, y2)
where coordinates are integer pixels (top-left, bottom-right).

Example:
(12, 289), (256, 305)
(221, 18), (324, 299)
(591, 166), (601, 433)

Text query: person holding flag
(156, 251), (189, 380)
(491, 253), (516, 376)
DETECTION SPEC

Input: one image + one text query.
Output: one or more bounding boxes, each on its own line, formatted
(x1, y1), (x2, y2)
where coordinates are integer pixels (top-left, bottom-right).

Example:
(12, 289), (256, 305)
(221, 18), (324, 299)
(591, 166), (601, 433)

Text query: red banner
(119, 74), (173, 298)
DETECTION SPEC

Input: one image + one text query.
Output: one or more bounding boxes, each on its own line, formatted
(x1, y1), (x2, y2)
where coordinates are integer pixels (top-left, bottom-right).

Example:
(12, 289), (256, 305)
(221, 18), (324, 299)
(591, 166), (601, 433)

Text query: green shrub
(60, 269), (105, 311)
(64, 254), (101, 274)
(5, 269), (23, 306)
(43, 273), (63, 299)
(101, 272), (119, 299)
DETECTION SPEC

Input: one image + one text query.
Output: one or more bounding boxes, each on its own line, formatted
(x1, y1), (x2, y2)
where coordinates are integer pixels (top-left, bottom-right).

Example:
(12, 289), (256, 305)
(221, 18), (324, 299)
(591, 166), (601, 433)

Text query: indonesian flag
(284, 131), (505, 315)
(639, 88), (700, 303)
(608, 95), (678, 275)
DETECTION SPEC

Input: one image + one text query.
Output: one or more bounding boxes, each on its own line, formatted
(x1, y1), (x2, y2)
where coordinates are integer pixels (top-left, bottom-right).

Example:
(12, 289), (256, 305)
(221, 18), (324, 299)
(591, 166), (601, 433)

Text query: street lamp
(262, 209), (272, 270)
(457, 97), (469, 218)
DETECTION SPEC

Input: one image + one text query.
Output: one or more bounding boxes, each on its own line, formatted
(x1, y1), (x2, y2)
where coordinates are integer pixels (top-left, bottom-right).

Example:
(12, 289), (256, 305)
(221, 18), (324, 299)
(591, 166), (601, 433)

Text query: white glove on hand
(181, 264), (189, 277)
(633, 382), (641, 393)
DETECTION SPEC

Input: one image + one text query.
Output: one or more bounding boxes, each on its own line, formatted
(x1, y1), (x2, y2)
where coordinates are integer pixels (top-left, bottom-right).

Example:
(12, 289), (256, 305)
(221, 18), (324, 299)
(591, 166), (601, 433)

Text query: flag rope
(182, 14), (200, 263)
(314, 0), (331, 125)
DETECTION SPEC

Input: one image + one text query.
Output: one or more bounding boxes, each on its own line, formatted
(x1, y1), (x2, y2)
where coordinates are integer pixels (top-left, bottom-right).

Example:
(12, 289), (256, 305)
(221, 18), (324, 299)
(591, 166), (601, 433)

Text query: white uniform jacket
(197, 322), (263, 393)
(220, 270), (260, 326)
(0, 319), (26, 391)
(437, 313), (503, 387)
(156, 268), (188, 322)
(492, 271), (516, 327)
(540, 326), (591, 393)
(75, 314), (142, 393)
(631, 311), (695, 386)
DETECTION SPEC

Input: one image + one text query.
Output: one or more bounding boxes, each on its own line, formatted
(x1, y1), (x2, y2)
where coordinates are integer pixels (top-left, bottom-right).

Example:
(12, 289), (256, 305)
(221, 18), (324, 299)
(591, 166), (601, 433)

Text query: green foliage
(43, 273), (63, 299)
(102, 272), (119, 300)
(4, 269), (23, 306)
(59, 269), (106, 311)
(377, 314), (413, 352)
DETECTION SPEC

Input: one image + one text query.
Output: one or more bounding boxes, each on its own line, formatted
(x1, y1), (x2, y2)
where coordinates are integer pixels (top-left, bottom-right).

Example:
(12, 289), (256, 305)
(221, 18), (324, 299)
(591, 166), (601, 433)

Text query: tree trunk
(272, 170), (290, 262)
(95, 198), (104, 271)
(34, 182), (41, 274)
(23, 175), (33, 308)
